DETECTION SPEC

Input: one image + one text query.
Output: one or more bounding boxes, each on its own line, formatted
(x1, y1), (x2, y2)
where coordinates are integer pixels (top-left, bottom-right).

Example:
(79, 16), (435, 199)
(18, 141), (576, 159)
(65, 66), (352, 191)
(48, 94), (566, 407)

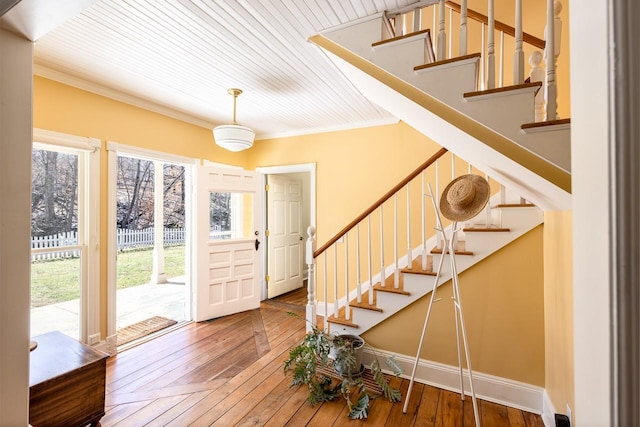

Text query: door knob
(255, 239), (260, 251)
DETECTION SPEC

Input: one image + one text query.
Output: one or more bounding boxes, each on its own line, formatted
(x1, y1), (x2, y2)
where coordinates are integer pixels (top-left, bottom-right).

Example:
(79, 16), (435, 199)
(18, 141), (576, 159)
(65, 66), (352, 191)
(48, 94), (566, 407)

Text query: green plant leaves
(282, 320), (403, 419)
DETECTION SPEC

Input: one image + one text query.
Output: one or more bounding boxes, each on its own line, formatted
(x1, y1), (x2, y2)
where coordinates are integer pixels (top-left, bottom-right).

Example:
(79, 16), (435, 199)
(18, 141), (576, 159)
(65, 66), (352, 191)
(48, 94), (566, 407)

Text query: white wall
(0, 28), (33, 426)
(570, 1), (612, 425)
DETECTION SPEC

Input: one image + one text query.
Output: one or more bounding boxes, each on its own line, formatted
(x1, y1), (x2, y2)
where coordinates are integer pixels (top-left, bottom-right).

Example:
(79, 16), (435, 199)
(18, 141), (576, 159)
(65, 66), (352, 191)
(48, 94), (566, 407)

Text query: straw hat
(439, 174), (490, 222)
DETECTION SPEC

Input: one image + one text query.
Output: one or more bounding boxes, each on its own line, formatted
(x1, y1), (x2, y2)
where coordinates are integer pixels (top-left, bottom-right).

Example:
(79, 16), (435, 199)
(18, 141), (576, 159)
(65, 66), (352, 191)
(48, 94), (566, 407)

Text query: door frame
(106, 141), (196, 354)
(256, 163), (316, 301)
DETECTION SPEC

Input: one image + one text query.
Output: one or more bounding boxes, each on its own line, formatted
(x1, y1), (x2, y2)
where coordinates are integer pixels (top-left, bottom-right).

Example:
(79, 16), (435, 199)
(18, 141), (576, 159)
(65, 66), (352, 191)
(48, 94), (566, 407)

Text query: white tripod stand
(402, 183), (480, 426)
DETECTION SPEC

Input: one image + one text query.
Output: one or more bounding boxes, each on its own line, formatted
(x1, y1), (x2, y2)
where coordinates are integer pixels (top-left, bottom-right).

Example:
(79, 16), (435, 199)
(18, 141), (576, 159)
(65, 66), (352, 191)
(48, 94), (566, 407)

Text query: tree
(31, 149), (78, 236)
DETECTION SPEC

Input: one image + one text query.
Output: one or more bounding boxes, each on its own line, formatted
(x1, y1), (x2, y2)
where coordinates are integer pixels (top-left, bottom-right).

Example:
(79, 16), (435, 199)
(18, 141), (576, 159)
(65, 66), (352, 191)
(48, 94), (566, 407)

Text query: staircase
(304, 1), (570, 335)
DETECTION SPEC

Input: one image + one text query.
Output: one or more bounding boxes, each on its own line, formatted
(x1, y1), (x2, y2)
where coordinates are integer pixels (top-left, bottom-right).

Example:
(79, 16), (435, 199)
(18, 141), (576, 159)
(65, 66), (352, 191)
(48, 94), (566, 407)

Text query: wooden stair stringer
(327, 195), (544, 336)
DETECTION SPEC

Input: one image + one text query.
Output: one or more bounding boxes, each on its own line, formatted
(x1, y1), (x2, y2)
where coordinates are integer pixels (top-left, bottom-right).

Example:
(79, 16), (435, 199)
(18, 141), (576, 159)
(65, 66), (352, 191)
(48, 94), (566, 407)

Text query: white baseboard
(362, 347), (544, 415)
(542, 390), (556, 427)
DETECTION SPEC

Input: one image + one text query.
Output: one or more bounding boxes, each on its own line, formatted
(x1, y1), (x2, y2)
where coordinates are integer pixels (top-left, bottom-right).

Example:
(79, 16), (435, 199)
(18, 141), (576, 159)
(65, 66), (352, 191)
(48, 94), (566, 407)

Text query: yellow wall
(245, 122), (443, 246)
(543, 211), (574, 413)
(363, 226), (545, 386)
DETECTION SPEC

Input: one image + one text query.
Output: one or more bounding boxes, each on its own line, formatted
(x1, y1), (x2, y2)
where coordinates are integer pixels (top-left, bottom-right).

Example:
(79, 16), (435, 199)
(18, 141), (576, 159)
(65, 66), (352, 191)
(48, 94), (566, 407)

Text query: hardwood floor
(103, 287), (544, 426)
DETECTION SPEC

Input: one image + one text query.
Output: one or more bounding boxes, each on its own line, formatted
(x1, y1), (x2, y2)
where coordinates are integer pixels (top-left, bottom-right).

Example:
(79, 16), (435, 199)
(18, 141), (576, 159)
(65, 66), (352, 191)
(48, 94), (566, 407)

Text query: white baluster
(514, 0), (524, 84)
(380, 207), (385, 287)
(368, 215), (374, 305)
(529, 51), (545, 122)
(306, 226), (317, 333)
(485, 175), (491, 227)
(459, 0), (467, 55)
(435, 159), (442, 249)
(421, 171), (427, 270)
(345, 233), (350, 321)
(448, 7), (453, 58)
(413, 6), (421, 32)
(486, 0), (495, 89)
(451, 153), (456, 180)
(544, 0), (562, 120)
(480, 23), (485, 90)
(432, 5), (437, 45)
(437, 0), (446, 60)
(356, 224), (362, 304)
(406, 183), (412, 278)
(499, 31), (504, 87)
(334, 245), (339, 319)
(394, 194), (399, 287)
(323, 251), (328, 332)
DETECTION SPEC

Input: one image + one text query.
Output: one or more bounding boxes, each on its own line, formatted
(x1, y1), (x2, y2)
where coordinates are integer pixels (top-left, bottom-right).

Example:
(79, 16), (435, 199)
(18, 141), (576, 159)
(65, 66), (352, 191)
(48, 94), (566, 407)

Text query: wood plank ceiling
(33, 0), (419, 139)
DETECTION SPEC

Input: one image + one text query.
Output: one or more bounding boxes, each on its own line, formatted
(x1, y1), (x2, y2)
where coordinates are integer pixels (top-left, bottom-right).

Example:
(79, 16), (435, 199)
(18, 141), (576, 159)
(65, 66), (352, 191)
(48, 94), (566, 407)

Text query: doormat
(117, 316), (178, 346)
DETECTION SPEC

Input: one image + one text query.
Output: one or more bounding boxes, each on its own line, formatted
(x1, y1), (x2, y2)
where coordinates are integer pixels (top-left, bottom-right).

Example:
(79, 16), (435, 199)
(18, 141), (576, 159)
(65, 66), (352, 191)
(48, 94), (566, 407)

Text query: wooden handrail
(445, 1), (545, 50)
(314, 147), (448, 258)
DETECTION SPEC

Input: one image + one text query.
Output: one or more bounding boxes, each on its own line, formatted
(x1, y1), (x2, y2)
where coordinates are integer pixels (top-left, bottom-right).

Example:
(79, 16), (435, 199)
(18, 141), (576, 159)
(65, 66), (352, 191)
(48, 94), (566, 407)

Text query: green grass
(31, 245), (185, 307)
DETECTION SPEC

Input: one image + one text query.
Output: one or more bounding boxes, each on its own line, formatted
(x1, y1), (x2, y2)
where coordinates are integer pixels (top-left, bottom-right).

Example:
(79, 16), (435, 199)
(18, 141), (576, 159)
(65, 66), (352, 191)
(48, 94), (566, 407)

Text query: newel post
(305, 226), (317, 333)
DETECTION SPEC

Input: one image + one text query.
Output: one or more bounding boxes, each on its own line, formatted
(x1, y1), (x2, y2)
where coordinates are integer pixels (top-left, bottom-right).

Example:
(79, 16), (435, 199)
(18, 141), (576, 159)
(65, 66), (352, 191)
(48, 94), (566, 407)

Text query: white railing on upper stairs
(304, 148), (518, 333)
(384, 0), (563, 122)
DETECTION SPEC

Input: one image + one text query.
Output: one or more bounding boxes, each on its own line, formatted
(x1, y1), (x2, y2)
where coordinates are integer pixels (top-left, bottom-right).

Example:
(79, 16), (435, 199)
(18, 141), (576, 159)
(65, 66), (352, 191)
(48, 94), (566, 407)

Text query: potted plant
(283, 314), (403, 419)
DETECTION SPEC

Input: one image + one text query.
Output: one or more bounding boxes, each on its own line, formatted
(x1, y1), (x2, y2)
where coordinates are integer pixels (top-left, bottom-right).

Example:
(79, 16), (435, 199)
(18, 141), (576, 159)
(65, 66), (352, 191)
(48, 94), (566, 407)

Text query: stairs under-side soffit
(327, 193), (544, 336)
(310, 16), (571, 211)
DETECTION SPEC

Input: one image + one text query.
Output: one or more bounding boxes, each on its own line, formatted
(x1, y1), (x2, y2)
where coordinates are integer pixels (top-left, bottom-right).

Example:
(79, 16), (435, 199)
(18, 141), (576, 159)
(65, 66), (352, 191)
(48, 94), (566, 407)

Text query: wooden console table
(29, 331), (108, 427)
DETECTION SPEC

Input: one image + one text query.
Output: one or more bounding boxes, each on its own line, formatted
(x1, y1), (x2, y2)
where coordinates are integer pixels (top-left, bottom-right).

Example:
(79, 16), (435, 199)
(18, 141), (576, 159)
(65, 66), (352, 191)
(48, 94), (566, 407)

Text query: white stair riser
(461, 92), (537, 139)
(371, 40), (430, 81)
(322, 15), (386, 58)
(412, 61), (479, 104)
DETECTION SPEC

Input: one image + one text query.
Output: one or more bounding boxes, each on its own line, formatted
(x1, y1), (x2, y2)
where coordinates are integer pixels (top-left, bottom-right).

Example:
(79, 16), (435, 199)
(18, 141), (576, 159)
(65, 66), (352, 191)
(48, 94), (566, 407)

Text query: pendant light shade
(213, 88), (255, 152)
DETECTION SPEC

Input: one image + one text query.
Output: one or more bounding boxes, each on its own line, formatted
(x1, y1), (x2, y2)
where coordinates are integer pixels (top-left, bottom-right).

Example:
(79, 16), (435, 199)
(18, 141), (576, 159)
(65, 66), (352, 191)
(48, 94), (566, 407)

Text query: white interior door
(194, 166), (261, 322)
(267, 175), (303, 298)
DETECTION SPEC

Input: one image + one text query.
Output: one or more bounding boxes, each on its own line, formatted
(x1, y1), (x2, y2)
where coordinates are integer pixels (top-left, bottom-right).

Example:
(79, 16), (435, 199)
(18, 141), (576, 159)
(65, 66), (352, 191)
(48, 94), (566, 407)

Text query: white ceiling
(30, 0), (423, 139)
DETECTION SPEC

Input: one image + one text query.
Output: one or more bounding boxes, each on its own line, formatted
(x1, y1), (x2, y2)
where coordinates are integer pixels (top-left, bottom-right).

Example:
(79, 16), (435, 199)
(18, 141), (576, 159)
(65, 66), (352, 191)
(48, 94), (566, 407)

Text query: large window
(30, 130), (100, 344)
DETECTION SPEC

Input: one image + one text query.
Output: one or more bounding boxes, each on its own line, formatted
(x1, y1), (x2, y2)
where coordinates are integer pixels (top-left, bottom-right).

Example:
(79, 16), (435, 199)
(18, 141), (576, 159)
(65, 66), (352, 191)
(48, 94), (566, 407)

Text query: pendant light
(213, 88), (255, 152)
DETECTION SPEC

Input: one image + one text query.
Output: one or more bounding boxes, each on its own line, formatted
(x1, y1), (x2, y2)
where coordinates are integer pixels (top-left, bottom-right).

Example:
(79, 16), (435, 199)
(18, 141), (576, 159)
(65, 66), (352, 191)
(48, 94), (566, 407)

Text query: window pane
(209, 192), (253, 239)
(31, 256), (80, 340)
(31, 149), (79, 237)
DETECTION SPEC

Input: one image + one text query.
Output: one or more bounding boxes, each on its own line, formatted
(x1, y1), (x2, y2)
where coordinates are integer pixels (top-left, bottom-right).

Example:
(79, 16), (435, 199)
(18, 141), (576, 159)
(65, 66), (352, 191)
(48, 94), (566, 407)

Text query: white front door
(194, 166), (261, 322)
(267, 175), (303, 298)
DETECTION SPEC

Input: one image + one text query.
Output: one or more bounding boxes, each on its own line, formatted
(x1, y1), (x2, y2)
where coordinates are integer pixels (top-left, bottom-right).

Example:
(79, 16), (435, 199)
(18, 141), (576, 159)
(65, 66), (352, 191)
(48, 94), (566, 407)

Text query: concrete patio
(31, 276), (189, 342)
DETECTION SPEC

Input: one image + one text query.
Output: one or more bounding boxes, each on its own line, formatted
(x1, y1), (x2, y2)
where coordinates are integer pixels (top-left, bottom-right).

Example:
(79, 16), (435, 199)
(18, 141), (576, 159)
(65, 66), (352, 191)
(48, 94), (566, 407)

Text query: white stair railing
(381, 0), (560, 119)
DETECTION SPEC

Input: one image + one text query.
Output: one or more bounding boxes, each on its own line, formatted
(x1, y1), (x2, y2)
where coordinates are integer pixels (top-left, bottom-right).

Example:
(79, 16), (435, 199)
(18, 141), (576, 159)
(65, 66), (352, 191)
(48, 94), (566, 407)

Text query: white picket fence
(31, 228), (186, 261)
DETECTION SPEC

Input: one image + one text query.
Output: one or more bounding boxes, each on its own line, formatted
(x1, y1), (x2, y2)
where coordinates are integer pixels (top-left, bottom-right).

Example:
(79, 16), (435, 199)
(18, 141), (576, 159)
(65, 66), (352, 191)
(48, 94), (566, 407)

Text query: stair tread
(464, 81), (542, 99)
(374, 274), (410, 295)
(372, 29), (431, 47)
(431, 246), (473, 256)
(401, 258), (436, 276)
(374, 283), (411, 295)
(463, 226), (510, 232)
(521, 118), (571, 129)
(414, 52), (481, 72)
(495, 203), (536, 208)
(350, 290), (383, 312)
(327, 307), (359, 328)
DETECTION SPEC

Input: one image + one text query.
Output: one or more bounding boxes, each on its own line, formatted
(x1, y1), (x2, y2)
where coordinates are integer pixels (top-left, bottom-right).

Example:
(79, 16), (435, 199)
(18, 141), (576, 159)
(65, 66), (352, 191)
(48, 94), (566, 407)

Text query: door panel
(267, 175), (303, 298)
(195, 166), (260, 322)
